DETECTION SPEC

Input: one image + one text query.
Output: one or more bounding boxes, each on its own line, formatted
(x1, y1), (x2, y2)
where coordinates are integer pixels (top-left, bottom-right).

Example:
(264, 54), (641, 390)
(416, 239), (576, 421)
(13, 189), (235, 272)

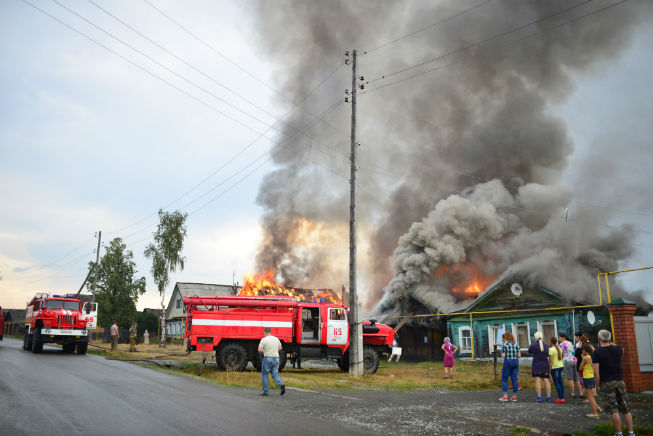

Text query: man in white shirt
(258, 327), (286, 396)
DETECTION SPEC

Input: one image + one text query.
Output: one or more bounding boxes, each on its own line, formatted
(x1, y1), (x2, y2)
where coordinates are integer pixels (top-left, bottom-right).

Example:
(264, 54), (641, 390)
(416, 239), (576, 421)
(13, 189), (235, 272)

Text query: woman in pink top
(441, 337), (458, 379)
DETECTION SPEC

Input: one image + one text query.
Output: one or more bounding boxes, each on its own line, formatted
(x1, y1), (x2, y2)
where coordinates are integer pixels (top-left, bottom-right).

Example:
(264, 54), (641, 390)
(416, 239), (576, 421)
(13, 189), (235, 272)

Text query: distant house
(165, 282), (239, 338)
(448, 278), (610, 359)
(143, 308), (163, 318)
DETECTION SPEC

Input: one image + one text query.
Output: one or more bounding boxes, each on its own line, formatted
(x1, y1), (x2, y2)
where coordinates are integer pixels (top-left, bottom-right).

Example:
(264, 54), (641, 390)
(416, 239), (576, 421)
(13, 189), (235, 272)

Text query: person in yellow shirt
(549, 337), (565, 403)
(580, 344), (600, 418)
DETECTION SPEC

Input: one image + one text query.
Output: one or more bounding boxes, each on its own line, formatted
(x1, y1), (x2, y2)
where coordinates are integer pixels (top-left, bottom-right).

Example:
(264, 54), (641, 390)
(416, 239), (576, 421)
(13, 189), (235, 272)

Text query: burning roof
(238, 269), (343, 304)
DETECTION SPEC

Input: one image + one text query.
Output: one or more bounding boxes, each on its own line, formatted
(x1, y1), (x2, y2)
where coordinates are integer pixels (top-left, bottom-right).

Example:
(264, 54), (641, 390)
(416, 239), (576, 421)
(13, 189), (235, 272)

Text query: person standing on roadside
(549, 336), (565, 403)
(499, 331), (521, 402)
(441, 337), (458, 379)
(592, 329), (635, 436)
(110, 320), (119, 352)
(559, 333), (578, 399)
(529, 331), (551, 402)
(128, 322), (138, 352)
(258, 327), (286, 396)
(143, 329), (150, 345)
(580, 344), (601, 419)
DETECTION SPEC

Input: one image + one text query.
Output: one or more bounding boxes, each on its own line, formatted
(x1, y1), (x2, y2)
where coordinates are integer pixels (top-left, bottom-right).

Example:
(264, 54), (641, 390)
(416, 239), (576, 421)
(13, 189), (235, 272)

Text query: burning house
(447, 278), (611, 359)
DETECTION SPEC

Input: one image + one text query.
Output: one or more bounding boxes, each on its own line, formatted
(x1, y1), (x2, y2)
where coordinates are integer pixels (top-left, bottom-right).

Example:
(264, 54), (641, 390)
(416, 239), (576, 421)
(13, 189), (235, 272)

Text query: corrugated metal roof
(174, 282), (239, 297)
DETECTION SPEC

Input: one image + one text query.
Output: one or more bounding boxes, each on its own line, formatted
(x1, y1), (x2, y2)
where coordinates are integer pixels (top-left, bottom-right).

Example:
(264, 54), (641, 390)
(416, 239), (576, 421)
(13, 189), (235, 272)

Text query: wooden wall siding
(396, 326), (445, 361)
(448, 309), (610, 358)
(470, 283), (564, 312)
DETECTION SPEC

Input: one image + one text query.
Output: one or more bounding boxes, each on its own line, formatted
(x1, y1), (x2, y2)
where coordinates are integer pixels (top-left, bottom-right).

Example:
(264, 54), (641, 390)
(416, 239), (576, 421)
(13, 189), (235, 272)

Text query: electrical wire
(86, 0), (302, 136)
(363, 0), (493, 55)
(143, 0), (351, 140)
(365, 0), (593, 85)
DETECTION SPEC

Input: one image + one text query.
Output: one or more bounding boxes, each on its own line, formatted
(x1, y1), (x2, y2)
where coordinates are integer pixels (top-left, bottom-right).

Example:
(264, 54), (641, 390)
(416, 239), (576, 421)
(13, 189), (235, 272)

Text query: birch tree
(144, 209), (187, 347)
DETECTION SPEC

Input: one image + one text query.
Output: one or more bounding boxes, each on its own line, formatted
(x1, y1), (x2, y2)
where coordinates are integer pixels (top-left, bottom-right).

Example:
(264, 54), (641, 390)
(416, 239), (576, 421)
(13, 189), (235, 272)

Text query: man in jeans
(592, 329), (634, 436)
(258, 327), (286, 396)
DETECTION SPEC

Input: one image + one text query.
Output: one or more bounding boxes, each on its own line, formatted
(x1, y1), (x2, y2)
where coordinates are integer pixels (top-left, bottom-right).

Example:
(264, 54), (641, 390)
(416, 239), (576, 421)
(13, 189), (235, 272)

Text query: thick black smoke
(249, 0), (650, 309)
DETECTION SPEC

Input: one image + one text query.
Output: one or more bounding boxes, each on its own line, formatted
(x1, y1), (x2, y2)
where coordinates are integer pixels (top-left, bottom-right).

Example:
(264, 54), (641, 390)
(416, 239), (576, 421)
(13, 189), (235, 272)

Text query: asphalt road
(0, 338), (373, 436)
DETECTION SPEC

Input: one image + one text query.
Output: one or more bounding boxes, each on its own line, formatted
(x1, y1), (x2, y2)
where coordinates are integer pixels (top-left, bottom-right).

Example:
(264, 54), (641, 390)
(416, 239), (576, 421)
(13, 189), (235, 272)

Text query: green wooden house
(448, 278), (609, 359)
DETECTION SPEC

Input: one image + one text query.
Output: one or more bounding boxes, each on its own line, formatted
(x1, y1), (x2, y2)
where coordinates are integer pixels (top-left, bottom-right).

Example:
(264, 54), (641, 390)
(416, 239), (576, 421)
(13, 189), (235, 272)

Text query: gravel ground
(250, 385), (653, 435)
(146, 357), (653, 435)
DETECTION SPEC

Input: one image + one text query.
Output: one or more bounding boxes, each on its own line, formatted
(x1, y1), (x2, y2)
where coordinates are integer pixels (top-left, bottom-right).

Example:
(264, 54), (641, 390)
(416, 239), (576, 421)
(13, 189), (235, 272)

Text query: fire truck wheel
(363, 346), (379, 374)
(218, 343), (247, 371)
(76, 342), (88, 355)
(31, 329), (43, 354)
(62, 343), (75, 353)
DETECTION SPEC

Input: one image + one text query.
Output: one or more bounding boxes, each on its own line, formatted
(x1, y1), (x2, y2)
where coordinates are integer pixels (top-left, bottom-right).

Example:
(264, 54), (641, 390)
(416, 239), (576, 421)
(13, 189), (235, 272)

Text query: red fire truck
(23, 293), (97, 354)
(184, 295), (394, 374)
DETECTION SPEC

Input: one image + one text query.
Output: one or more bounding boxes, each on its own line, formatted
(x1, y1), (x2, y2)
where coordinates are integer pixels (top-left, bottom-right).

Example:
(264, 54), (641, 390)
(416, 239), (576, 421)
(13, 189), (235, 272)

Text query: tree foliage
(87, 238), (146, 328)
(135, 311), (159, 337)
(144, 209), (187, 345)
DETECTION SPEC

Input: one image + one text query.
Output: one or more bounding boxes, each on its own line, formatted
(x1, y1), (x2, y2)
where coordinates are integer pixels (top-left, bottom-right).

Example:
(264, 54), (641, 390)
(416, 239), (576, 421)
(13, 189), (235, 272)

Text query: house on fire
(165, 282), (239, 338)
(447, 278), (610, 359)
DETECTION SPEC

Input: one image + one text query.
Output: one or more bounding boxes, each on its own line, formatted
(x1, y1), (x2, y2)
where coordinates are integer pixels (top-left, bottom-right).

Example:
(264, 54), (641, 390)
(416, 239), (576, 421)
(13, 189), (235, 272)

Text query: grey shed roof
(174, 282), (239, 297)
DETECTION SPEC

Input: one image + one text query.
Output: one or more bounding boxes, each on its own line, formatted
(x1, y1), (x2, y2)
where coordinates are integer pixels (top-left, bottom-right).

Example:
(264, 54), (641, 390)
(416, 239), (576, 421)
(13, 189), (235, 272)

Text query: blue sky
(1, 0), (652, 311)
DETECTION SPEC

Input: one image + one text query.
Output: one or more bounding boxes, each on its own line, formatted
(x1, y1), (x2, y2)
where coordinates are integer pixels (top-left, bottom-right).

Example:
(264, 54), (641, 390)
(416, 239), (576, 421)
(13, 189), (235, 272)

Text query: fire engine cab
(183, 295), (394, 374)
(23, 293), (97, 354)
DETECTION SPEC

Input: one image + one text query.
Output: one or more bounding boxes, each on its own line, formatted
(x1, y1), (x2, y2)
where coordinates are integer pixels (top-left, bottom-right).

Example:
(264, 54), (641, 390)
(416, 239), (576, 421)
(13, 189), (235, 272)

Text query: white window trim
(536, 320), (558, 342)
(488, 324), (505, 353)
(458, 326), (472, 353)
(511, 322), (531, 351)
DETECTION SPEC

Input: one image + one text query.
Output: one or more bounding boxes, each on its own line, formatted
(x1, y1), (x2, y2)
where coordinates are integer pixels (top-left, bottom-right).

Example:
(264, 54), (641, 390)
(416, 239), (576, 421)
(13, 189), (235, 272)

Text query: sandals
(585, 413), (599, 419)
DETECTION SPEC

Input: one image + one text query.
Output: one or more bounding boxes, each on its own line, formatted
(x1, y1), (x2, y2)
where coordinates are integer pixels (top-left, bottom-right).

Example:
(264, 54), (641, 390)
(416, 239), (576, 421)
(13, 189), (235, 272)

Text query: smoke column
(249, 0), (651, 309)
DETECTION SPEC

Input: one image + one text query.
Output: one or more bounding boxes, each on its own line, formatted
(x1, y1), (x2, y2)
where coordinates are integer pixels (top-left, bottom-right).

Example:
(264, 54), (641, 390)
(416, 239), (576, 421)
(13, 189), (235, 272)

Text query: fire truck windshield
(44, 300), (80, 311)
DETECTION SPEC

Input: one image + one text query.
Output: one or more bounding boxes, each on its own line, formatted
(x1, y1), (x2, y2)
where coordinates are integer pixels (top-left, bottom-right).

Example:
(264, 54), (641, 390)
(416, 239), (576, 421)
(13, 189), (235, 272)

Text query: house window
(488, 324), (505, 353)
(459, 326), (472, 353)
(537, 320), (557, 343)
(176, 299), (182, 309)
(512, 323), (530, 350)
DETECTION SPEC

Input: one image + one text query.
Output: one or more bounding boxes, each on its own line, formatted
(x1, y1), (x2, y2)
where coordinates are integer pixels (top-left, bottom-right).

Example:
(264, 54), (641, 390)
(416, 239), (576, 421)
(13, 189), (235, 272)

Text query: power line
(86, 0), (302, 136)
(363, 0), (493, 54)
(51, 0), (291, 137)
(365, 0), (593, 86)
(143, 0), (351, 140)
(361, 0), (628, 96)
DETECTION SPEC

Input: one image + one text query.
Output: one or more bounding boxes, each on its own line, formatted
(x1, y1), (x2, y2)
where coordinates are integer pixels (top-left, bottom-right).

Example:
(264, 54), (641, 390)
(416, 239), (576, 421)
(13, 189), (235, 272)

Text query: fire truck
(183, 295), (394, 374)
(23, 293), (97, 354)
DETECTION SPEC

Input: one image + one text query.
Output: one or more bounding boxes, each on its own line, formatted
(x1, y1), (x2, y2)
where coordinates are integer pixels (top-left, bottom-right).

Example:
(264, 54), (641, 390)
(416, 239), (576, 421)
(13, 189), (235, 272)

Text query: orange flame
(435, 263), (495, 298)
(238, 269), (342, 304)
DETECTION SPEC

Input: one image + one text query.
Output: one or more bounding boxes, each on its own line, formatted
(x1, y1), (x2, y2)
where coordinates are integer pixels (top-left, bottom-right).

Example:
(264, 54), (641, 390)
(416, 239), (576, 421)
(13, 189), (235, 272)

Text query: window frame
(511, 322), (531, 351)
(537, 320), (558, 343)
(458, 326), (472, 353)
(487, 324), (506, 353)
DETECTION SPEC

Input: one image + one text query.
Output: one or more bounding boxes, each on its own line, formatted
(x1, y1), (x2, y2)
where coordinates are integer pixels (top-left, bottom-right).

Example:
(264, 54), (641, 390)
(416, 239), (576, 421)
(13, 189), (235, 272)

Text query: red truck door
(299, 306), (321, 343)
(326, 307), (348, 345)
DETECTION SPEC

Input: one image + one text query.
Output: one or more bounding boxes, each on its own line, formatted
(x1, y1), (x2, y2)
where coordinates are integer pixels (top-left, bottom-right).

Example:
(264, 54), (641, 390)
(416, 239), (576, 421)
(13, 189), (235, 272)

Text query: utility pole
(346, 49), (363, 377)
(91, 231), (101, 301)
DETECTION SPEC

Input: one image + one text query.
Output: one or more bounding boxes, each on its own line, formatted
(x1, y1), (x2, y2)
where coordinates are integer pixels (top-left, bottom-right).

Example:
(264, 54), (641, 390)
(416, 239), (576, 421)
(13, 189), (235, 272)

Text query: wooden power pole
(91, 230), (101, 300)
(347, 49), (363, 377)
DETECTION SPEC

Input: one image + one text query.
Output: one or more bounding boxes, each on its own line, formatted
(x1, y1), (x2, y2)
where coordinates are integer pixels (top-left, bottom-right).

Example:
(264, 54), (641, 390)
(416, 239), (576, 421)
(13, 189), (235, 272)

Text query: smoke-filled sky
(1, 0), (652, 312)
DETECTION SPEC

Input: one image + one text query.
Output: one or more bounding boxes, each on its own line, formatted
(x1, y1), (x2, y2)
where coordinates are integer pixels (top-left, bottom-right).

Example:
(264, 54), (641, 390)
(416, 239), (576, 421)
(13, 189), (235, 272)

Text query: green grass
(573, 423), (653, 436)
(511, 428), (529, 436)
(163, 359), (530, 391)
